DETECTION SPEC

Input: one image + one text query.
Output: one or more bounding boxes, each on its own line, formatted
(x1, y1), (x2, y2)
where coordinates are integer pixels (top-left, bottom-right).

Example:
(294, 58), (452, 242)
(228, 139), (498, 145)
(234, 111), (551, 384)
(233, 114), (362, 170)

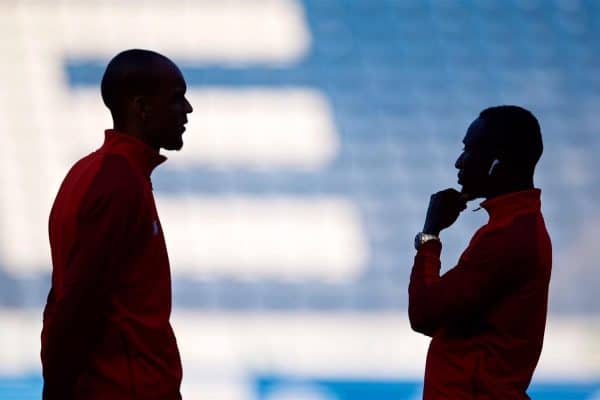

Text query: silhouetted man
(41, 49), (193, 399)
(409, 106), (552, 399)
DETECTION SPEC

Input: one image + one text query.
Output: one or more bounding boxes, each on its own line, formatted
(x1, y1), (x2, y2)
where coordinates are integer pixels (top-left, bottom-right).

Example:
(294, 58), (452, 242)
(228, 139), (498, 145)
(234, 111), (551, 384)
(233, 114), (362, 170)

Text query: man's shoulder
(96, 152), (137, 180)
(469, 210), (549, 263)
(67, 150), (134, 184)
(478, 208), (545, 238)
(493, 210), (548, 245)
(68, 151), (144, 209)
(93, 152), (145, 195)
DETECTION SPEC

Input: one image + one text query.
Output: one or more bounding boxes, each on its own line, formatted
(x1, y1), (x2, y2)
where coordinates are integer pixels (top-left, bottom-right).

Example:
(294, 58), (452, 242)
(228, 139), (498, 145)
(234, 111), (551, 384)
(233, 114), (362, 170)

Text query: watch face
(415, 232), (438, 250)
(414, 233), (422, 250)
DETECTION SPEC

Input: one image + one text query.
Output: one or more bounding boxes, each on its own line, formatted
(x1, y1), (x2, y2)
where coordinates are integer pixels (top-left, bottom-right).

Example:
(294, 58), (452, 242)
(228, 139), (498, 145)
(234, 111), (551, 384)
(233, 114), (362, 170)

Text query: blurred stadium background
(0, 0), (599, 399)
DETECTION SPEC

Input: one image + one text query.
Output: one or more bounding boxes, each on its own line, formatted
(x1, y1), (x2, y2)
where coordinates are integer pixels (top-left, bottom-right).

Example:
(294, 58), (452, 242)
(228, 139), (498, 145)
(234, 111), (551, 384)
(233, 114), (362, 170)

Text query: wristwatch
(414, 232), (440, 250)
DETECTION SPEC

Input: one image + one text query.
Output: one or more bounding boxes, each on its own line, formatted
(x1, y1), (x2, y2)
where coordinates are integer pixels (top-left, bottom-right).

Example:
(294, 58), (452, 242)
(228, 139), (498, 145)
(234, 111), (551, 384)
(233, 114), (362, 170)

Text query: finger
(443, 189), (465, 204)
(440, 188), (460, 196)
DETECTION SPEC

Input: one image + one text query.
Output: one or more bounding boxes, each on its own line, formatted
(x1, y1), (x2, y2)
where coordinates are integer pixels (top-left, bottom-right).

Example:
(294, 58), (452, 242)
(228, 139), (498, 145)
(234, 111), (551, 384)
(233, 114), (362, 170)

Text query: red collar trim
(480, 189), (542, 222)
(103, 130), (167, 176)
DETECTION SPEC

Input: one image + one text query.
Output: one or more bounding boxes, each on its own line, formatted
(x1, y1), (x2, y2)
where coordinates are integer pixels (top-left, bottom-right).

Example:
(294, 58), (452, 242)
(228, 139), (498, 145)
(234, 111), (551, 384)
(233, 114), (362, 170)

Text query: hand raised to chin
(423, 188), (468, 236)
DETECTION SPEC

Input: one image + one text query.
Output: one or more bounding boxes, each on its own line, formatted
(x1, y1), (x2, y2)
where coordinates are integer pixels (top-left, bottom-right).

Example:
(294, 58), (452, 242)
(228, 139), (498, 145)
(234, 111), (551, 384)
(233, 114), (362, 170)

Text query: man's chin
(459, 184), (477, 199)
(163, 139), (184, 151)
(460, 187), (485, 201)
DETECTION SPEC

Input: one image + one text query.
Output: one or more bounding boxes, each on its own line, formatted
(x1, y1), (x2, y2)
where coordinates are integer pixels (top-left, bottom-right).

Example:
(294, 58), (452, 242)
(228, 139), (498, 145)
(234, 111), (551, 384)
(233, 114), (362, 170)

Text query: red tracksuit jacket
(409, 189), (552, 399)
(42, 130), (182, 399)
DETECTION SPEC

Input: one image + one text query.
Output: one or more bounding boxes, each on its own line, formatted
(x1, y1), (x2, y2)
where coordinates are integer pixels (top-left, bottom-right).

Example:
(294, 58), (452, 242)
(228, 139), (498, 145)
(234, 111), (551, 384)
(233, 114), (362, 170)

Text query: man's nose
(455, 153), (464, 169)
(185, 98), (193, 113)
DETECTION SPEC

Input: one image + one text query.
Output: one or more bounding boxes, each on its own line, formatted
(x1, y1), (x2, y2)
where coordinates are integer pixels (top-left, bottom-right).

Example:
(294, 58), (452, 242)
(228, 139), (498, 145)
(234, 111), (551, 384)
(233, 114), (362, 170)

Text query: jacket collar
(102, 130), (167, 177)
(480, 188), (542, 223)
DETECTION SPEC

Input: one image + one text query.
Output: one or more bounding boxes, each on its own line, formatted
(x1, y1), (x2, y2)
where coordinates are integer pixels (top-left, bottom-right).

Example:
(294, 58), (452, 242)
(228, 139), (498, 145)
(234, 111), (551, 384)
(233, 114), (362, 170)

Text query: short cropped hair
(479, 105), (543, 171)
(101, 49), (170, 117)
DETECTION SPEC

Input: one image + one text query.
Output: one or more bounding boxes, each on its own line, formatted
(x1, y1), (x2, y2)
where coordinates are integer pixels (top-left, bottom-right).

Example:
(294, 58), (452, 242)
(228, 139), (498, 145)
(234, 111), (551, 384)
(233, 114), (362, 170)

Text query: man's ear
(132, 96), (149, 121)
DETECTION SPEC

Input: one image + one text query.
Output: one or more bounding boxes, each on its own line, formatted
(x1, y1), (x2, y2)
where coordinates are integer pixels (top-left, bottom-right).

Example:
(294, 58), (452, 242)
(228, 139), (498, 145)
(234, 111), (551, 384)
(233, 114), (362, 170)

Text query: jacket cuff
(417, 239), (442, 257)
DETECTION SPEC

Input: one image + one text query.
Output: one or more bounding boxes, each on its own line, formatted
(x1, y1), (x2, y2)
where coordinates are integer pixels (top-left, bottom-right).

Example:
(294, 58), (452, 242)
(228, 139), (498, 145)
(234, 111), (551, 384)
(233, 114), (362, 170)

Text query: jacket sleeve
(408, 230), (520, 336)
(42, 159), (144, 400)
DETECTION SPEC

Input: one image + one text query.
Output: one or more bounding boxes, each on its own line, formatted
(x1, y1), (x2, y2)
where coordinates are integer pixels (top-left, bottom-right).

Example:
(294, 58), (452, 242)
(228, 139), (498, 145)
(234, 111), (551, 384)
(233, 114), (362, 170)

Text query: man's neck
(486, 179), (534, 200)
(112, 124), (159, 151)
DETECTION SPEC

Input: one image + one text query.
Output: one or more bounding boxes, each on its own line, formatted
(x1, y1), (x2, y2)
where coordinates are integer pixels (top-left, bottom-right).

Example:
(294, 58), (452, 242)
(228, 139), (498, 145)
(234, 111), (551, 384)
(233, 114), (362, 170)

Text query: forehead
(154, 60), (186, 89)
(463, 117), (491, 148)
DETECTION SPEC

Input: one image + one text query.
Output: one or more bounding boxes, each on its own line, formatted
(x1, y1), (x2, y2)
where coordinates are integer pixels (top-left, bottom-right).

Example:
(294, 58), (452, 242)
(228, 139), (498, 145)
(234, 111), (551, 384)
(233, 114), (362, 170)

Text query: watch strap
(414, 232), (440, 250)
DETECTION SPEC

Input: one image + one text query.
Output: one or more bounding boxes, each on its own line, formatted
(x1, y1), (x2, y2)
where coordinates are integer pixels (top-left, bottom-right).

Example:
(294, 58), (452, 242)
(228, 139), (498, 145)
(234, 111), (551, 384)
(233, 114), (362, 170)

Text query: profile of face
(141, 61), (193, 151)
(455, 117), (497, 199)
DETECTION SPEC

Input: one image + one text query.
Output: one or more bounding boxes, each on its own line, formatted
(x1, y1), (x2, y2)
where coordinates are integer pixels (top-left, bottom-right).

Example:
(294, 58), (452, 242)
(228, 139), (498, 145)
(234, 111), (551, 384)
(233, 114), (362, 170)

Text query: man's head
(455, 105), (543, 199)
(101, 49), (193, 151)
